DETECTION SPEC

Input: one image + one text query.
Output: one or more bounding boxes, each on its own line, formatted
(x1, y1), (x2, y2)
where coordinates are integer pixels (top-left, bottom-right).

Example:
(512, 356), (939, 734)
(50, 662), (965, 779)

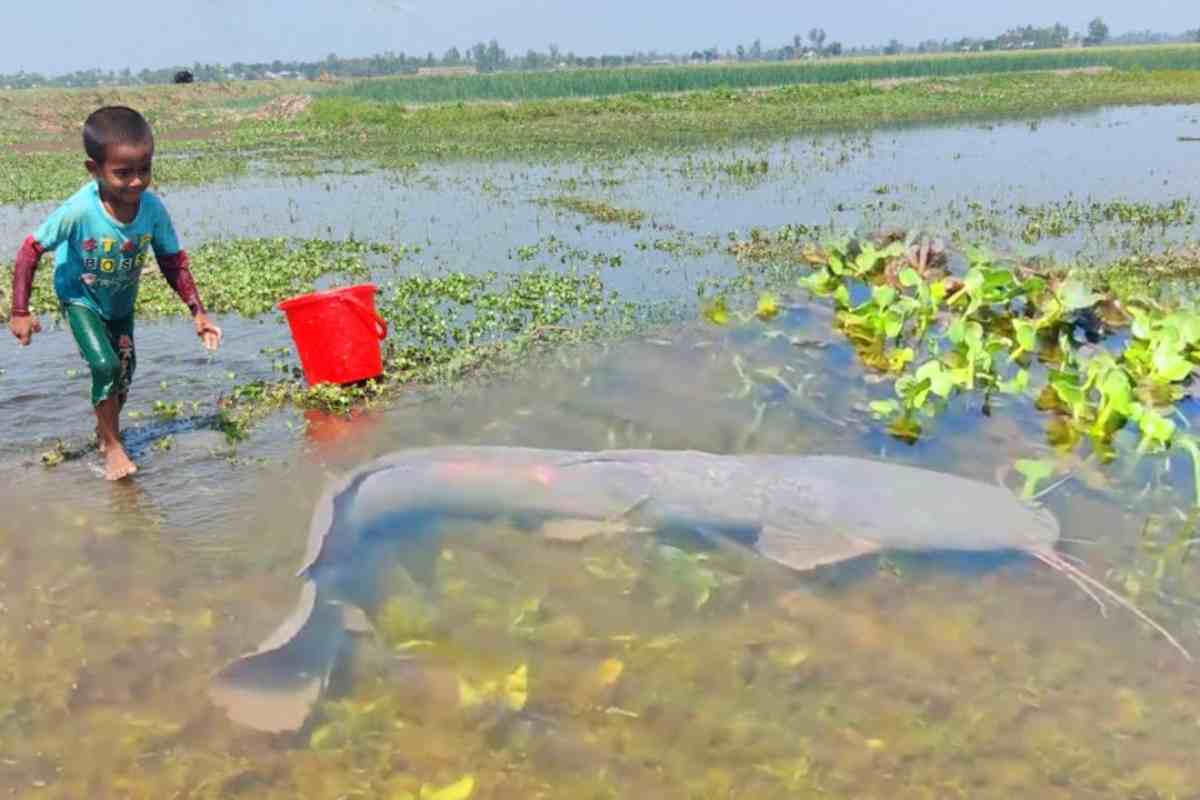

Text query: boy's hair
(82, 106), (154, 163)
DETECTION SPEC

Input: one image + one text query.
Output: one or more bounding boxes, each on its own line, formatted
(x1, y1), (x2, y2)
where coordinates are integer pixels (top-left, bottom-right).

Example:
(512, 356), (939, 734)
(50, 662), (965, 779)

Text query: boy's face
(86, 139), (154, 206)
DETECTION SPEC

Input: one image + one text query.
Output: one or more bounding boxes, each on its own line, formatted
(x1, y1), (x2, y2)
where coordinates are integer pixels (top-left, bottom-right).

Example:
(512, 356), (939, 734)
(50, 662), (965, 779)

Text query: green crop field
(335, 44), (1200, 105)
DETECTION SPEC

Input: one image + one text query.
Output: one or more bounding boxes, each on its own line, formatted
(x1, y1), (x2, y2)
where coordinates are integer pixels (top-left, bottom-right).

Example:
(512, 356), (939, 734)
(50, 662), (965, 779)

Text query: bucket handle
(339, 294), (388, 340)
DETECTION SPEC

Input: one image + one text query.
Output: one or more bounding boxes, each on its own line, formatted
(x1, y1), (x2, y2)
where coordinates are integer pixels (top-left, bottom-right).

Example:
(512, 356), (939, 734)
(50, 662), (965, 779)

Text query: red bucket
(278, 283), (389, 386)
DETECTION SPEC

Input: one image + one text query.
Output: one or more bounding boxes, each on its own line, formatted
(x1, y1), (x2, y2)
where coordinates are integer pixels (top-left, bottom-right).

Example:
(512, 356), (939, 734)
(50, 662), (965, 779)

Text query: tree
(443, 46), (461, 65)
(883, 38), (903, 55)
(1191, 27), (1200, 43)
(1085, 17), (1109, 46)
(826, 41), (843, 56)
(749, 38), (762, 59)
(808, 27), (827, 53)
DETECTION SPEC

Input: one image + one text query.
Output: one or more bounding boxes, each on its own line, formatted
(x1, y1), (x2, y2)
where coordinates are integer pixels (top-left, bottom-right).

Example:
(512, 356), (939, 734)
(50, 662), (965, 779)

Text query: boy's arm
(10, 235), (46, 317)
(152, 201), (219, 350)
(155, 250), (205, 316)
(156, 249), (221, 351)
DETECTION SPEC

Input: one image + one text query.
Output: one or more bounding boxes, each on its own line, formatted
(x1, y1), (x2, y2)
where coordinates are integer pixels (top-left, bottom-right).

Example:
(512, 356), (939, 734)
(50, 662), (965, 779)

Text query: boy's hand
(194, 312), (222, 352)
(9, 314), (41, 346)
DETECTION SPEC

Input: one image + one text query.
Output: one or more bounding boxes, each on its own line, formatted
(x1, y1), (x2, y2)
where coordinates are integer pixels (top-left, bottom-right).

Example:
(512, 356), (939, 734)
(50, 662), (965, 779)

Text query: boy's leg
(66, 305), (138, 480)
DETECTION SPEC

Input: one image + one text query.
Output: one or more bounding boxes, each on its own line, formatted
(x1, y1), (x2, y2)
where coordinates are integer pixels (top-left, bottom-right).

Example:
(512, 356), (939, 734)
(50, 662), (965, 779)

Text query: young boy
(7, 105), (222, 480)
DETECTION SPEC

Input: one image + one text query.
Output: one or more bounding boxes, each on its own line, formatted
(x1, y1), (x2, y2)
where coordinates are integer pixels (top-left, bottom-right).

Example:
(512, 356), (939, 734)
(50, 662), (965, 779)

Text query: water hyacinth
(705, 232), (1200, 502)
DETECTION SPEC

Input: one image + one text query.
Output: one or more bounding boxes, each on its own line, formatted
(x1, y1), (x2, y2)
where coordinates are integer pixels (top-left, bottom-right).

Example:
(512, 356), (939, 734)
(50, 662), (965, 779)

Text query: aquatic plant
(541, 196), (647, 228)
(707, 232), (1200, 503)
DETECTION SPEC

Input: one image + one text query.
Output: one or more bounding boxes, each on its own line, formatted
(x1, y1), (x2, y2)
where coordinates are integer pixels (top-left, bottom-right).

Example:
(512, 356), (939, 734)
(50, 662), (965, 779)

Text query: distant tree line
(0, 19), (1196, 90)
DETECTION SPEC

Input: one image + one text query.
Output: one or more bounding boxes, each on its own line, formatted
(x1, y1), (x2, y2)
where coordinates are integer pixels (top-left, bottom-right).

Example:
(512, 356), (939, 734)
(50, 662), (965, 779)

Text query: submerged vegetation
(541, 196), (648, 228)
(5, 66), (1200, 799)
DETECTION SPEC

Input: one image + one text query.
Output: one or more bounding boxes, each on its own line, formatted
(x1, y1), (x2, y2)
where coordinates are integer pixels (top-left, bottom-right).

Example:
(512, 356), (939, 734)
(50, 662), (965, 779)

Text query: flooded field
(3, 103), (1200, 797)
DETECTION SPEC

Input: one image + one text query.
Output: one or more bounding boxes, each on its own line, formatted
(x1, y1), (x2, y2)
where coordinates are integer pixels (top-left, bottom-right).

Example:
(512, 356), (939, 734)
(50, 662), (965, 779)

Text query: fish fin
(334, 601), (375, 636)
(209, 581), (347, 733)
(754, 526), (880, 573)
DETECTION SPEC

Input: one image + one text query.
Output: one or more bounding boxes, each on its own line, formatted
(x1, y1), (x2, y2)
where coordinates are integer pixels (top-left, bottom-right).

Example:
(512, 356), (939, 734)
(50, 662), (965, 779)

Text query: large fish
(209, 446), (1188, 733)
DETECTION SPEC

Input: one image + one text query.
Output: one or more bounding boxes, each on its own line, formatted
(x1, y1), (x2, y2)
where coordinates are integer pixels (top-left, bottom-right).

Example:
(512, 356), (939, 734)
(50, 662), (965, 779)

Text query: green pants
(65, 304), (136, 407)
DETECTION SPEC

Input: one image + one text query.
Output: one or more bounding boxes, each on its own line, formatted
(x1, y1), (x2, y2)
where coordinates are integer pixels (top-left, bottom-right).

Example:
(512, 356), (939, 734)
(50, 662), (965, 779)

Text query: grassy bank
(335, 45), (1200, 105)
(3, 68), (1200, 206)
(299, 69), (1200, 162)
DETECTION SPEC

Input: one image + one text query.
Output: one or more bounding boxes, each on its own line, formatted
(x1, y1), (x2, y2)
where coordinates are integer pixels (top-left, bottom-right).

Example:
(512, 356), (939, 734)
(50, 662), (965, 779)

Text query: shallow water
(4, 315), (1200, 798)
(3, 104), (1200, 797)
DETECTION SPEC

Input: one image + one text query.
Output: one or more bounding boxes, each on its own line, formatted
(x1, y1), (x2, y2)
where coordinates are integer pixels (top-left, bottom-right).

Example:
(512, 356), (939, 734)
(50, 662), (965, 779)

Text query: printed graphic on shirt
(35, 182), (180, 319)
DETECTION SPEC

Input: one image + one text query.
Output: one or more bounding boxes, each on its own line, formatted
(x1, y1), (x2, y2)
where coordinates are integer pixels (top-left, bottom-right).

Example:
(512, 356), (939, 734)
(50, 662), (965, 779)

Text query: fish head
(1018, 502), (1061, 551)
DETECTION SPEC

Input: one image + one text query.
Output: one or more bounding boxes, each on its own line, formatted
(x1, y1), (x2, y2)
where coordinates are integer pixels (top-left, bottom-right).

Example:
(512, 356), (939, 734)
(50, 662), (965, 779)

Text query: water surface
(2, 104), (1200, 798)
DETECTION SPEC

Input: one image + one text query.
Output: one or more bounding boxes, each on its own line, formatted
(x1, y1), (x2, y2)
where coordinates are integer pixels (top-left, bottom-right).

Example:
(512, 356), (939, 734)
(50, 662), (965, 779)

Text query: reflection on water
(2, 306), (1199, 797)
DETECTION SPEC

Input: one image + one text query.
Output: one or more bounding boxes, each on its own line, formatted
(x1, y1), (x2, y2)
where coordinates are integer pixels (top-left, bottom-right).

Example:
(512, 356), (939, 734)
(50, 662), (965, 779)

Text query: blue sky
(5, 0), (1194, 75)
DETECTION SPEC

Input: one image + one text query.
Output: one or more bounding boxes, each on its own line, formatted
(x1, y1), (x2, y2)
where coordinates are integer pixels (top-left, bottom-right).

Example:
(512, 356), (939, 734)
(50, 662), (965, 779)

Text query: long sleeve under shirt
(9, 181), (203, 320)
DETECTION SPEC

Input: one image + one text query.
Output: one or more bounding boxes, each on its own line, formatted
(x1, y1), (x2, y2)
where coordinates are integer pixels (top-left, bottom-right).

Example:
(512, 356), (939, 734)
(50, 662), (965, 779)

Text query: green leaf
(929, 280), (948, 306)
(888, 347), (915, 372)
(1134, 405), (1176, 446)
(915, 360), (955, 398)
(1014, 459), (1055, 501)
(947, 317), (966, 345)
(1152, 351), (1194, 383)
(1129, 308), (1153, 340)
(998, 368), (1030, 395)
(1057, 276), (1102, 311)
(1098, 368), (1134, 415)
(883, 311), (905, 338)
(962, 268), (985, 295)
(799, 270), (831, 294)
(833, 284), (851, 309)
(898, 267), (921, 287)
(1177, 313), (1200, 345)
(827, 250), (847, 275)
(702, 296), (730, 326)
(755, 292), (781, 321)
(869, 399), (900, 419)
(964, 321), (985, 350)
(1011, 318), (1038, 354)
(873, 285), (897, 308)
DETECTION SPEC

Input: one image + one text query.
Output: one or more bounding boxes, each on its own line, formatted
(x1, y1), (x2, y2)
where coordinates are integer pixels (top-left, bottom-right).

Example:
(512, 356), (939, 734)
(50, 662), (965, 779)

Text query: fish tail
(209, 580), (348, 733)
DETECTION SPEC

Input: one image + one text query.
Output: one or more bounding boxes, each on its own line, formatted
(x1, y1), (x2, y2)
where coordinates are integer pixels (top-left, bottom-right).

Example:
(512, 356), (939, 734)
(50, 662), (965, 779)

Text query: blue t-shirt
(33, 181), (181, 320)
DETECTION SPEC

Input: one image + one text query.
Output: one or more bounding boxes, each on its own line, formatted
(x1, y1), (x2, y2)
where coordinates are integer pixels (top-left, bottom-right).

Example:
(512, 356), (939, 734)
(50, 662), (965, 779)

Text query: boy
(7, 105), (222, 480)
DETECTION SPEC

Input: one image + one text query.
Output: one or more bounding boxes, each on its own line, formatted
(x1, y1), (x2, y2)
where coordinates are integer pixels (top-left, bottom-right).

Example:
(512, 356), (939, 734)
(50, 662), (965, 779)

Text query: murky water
(3, 104), (1200, 797)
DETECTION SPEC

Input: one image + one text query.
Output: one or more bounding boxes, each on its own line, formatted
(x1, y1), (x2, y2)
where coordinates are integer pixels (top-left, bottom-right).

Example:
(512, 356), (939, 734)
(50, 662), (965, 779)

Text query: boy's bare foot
(103, 445), (138, 481)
